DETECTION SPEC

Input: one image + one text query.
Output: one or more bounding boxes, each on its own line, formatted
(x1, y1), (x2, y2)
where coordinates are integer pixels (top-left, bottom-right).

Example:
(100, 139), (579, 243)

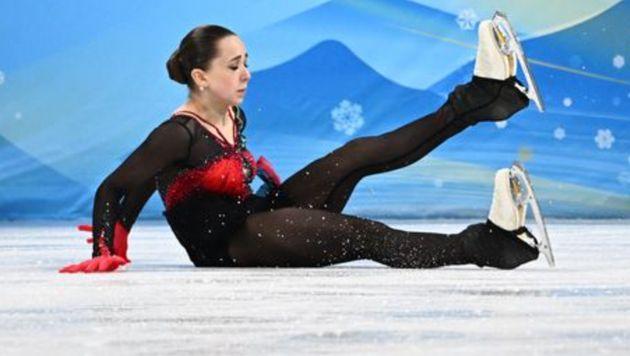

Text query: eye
(230, 63), (248, 71)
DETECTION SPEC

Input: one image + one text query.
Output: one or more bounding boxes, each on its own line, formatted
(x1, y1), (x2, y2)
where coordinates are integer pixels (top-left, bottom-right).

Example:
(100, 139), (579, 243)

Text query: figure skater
(60, 20), (541, 273)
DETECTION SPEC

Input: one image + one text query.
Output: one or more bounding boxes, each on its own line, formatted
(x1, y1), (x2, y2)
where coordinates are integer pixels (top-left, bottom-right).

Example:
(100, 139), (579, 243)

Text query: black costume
(92, 77), (539, 269)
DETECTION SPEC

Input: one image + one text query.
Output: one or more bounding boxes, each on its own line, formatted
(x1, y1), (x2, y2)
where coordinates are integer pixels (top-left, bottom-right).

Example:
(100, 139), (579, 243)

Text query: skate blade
(492, 11), (545, 112)
(510, 161), (555, 267)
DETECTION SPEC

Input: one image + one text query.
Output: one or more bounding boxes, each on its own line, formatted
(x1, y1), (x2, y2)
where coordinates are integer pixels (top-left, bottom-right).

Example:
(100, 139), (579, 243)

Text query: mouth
(237, 88), (247, 93)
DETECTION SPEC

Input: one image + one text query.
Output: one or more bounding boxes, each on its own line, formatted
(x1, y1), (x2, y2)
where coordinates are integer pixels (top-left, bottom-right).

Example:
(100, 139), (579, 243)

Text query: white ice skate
(488, 162), (555, 267)
(473, 19), (516, 81)
(473, 12), (545, 112)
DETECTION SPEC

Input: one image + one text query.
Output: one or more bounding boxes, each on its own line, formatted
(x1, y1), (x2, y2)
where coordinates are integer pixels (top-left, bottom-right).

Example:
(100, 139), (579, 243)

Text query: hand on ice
(59, 223), (130, 273)
(58, 254), (128, 273)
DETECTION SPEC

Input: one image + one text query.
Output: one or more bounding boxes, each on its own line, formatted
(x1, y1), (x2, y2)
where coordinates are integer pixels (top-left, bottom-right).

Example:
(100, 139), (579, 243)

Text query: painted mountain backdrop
(0, 0), (627, 219)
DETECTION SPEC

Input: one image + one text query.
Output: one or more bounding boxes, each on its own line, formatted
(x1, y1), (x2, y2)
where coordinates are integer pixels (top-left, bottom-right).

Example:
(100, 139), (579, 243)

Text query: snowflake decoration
(495, 121), (507, 129)
(456, 9), (478, 30)
(613, 55), (625, 69)
(0, 70), (4, 86)
(594, 129), (615, 149)
(562, 97), (573, 107)
(618, 171), (630, 186)
(331, 99), (364, 136)
(15, 112), (22, 120)
(553, 127), (565, 140)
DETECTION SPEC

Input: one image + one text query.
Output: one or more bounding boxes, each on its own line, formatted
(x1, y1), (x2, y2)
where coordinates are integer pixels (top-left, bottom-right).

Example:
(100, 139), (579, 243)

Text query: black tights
(229, 103), (481, 268)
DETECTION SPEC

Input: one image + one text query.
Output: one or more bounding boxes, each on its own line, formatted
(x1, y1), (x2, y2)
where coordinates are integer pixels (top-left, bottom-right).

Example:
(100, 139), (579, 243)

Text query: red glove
(79, 221), (130, 262)
(256, 155), (282, 187)
(58, 253), (127, 273)
(58, 222), (130, 273)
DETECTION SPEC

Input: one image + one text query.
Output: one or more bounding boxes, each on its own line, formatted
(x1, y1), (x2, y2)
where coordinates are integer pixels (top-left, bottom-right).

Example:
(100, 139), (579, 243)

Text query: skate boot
(488, 165), (536, 247)
(444, 14), (539, 127)
(445, 76), (529, 127)
(463, 162), (556, 269)
(473, 19), (517, 81)
(460, 221), (539, 269)
(460, 162), (558, 269)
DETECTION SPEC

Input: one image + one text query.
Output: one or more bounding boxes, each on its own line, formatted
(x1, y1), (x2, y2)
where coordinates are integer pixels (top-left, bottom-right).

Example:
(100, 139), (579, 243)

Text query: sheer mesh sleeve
(91, 120), (193, 257)
(117, 177), (156, 230)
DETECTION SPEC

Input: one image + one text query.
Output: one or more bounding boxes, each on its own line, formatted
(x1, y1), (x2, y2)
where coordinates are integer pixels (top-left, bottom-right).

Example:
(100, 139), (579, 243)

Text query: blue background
(0, 0), (628, 220)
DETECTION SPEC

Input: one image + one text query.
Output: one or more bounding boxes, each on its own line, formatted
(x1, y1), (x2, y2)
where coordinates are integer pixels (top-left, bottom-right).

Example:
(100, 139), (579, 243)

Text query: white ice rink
(1, 220), (629, 355)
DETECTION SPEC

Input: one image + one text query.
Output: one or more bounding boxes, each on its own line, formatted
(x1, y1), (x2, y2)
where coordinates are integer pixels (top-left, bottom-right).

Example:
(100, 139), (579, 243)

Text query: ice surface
(1, 220), (629, 355)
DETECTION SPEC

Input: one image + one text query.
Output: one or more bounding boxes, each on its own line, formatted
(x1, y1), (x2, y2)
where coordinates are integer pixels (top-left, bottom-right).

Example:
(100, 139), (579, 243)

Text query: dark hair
(166, 25), (236, 90)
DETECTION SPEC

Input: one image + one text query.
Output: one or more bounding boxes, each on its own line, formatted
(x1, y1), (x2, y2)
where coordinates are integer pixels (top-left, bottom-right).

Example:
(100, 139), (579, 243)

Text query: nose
(242, 67), (251, 82)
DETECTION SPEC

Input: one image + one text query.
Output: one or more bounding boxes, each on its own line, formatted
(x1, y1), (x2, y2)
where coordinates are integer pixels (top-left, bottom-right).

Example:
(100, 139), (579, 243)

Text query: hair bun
(166, 49), (187, 84)
(167, 25), (236, 90)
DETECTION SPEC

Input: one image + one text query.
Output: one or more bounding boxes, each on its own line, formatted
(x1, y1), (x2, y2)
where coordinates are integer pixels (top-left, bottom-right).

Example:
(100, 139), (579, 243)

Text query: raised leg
(278, 16), (531, 213)
(279, 104), (459, 212)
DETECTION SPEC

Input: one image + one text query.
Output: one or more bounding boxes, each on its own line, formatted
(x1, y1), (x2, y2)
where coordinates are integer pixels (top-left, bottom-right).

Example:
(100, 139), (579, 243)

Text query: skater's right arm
(59, 120), (193, 273)
(92, 120), (193, 256)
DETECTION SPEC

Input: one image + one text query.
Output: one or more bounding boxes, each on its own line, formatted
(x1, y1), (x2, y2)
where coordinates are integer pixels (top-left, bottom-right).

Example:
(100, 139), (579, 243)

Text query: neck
(185, 94), (230, 126)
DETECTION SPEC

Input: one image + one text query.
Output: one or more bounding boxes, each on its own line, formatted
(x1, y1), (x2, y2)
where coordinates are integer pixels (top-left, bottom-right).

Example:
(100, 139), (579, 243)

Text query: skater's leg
(279, 103), (457, 211)
(319, 105), (464, 213)
(279, 20), (530, 213)
(227, 208), (538, 269)
(281, 74), (529, 213)
(322, 171), (362, 213)
(228, 207), (469, 268)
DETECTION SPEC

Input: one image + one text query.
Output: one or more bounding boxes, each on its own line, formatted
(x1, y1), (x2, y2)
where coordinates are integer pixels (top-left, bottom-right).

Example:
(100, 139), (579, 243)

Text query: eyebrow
(229, 53), (249, 62)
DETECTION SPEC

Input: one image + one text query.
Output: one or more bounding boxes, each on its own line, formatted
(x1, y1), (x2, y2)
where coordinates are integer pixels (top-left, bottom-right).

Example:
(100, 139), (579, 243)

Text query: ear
(190, 68), (208, 88)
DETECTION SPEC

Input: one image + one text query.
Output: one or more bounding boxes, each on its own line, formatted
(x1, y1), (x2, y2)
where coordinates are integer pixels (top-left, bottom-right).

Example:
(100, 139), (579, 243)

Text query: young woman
(60, 22), (540, 273)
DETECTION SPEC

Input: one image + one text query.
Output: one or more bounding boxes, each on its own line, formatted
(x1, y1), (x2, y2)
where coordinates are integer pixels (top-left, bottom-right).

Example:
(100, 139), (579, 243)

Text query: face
(191, 35), (251, 107)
